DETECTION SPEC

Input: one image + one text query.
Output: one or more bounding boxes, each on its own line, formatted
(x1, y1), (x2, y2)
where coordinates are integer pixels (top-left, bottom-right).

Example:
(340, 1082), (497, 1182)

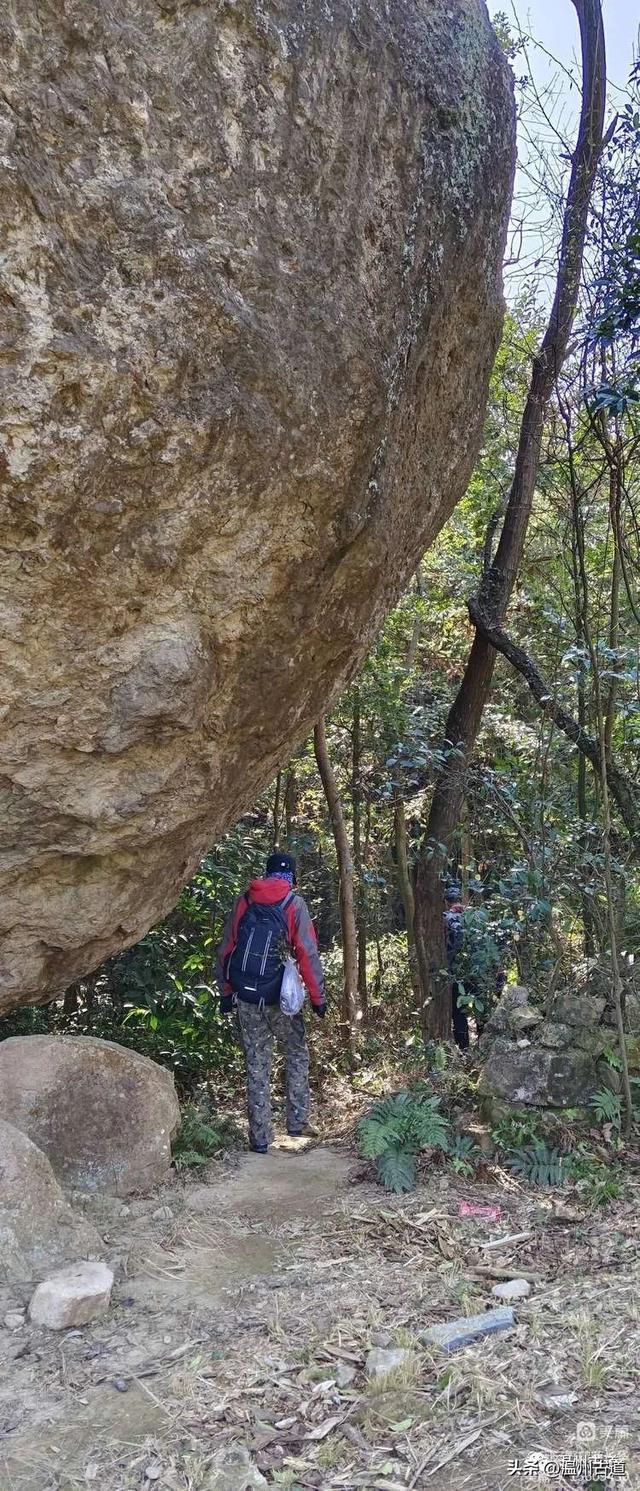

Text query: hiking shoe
(287, 1122), (320, 1139)
(249, 1141), (268, 1154)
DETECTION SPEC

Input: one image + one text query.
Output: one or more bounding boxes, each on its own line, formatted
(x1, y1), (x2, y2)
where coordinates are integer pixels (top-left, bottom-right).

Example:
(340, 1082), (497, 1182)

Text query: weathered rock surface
(480, 983), (624, 1108)
(0, 1119), (101, 1283)
(481, 1035), (595, 1108)
(28, 1260), (113, 1330)
(3, 1310), (27, 1331)
(0, 1037), (180, 1194)
(551, 993), (606, 1028)
(0, 0), (514, 1011)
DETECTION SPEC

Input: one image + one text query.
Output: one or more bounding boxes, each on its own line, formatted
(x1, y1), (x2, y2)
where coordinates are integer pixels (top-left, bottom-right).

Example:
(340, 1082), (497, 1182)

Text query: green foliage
(423, 1042), (451, 1072)
(359, 1091), (450, 1193)
(589, 1088), (622, 1129)
(491, 1108), (545, 1151)
(376, 1146), (417, 1194)
(506, 1141), (573, 1188)
(449, 1133), (480, 1177)
(172, 1107), (243, 1170)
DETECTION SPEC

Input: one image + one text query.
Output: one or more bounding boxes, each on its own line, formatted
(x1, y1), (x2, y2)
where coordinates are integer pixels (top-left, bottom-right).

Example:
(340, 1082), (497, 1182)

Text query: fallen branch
(478, 1229), (533, 1250)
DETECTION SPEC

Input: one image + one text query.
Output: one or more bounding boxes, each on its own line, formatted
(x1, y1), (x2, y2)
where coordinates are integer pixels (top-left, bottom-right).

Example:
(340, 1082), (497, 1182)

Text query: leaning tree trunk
(314, 717), (359, 1050)
(351, 688), (369, 1021)
(272, 770), (283, 848)
(413, 0), (607, 1039)
(284, 765), (297, 848)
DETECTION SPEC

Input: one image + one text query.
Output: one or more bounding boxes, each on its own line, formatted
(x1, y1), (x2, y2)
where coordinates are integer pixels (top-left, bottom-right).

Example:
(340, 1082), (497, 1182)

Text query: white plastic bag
(280, 957), (305, 1016)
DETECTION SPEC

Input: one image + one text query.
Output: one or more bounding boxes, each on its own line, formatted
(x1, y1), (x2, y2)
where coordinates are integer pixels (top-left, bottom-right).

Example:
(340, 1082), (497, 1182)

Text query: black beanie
(265, 851), (297, 882)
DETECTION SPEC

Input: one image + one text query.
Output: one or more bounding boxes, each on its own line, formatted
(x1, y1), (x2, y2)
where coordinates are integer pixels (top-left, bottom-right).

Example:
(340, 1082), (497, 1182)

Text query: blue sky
(509, 0), (638, 93)
(502, 1), (639, 296)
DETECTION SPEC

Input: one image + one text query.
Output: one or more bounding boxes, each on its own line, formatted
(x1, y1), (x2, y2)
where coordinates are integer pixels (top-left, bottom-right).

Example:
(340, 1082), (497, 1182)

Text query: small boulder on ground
(208, 1444), (267, 1490)
(0, 1036), (180, 1194)
(0, 1119), (102, 1284)
(29, 1260), (114, 1330)
(3, 1311), (26, 1330)
(491, 1278), (531, 1302)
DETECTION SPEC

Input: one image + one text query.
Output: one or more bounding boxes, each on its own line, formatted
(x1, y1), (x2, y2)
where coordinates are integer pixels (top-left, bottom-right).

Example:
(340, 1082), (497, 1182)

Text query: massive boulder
(0, 0), (515, 1009)
(0, 1120), (102, 1283)
(0, 1036), (180, 1193)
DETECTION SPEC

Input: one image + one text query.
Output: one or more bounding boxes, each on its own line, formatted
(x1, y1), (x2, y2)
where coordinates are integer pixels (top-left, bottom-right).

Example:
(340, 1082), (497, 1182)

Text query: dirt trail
(0, 1145), (353, 1488)
(0, 1142), (638, 1490)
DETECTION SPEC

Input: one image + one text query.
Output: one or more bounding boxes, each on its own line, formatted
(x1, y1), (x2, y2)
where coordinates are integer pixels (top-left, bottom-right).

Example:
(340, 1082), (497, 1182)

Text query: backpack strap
(279, 890), (295, 951)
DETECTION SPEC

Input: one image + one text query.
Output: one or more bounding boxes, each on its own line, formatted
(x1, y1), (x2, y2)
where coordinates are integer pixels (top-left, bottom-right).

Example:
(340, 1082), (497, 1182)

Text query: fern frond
(589, 1088), (622, 1126)
(507, 1141), (572, 1187)
(411, 1100), (450, 1152)
(377, 1145), (417, 1194)
(359, 1115), (400, 1158)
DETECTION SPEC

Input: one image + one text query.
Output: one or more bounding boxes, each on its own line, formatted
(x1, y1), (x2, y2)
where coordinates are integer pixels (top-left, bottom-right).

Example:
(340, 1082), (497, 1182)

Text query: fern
(358, 1090), (450, 1194)
(449, 1133), (479, 1176)
(411, 1098), (450, 1152)
(507, 1141), (572, 1187)
(377, 1145), (417, 1194)
(589, 1088), (622, 1127)
(173, 1147), (209, 1171)
(172, 1106), (242, 1169)
(359, 1094), (410, 1158)
(601, 1045), (622, 1072)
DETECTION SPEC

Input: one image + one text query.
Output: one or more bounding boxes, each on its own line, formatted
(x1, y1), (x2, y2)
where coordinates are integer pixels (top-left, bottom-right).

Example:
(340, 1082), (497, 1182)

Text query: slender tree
(351, 688), (369, 1019)
(314, 716), (359, 1049)
(414, 0), (607, 1038)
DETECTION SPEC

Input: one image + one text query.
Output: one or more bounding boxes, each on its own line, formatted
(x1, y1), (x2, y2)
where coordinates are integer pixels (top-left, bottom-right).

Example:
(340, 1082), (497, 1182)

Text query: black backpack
(226, 892), (294, 1003)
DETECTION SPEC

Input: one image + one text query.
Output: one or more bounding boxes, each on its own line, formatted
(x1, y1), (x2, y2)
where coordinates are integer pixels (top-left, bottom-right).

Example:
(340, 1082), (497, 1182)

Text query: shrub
(173, 1106), (244, 1170)
(359, 1090), (450, 1193)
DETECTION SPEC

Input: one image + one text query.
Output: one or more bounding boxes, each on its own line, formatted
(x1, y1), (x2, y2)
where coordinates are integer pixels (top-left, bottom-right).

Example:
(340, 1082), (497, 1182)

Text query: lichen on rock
(0, 0), (515, 1010)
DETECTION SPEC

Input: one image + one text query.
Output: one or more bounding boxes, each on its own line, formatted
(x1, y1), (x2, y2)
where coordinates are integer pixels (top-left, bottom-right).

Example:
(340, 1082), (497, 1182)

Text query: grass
(365, 1354), (422, 1397)
(575, 1313), (609, 1390)
(315, 1436), (352, 1470)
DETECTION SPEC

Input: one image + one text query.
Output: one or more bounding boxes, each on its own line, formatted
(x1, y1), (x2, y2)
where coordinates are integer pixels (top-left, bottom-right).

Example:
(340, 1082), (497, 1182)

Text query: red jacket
(216, 876), (326, 1007)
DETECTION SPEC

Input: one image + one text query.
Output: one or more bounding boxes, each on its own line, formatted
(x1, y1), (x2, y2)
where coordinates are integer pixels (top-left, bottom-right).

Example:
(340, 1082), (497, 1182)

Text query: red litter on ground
(458, 1202), (502, 1220)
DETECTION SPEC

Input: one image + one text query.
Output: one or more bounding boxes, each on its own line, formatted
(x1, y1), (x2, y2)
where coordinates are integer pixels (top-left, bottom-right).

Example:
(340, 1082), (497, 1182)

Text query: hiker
(216, 851), (327, 1152)
(443, 884), (469, 1050)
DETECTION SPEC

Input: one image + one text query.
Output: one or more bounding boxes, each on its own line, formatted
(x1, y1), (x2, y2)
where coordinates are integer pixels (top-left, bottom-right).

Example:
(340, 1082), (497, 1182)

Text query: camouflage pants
(236, 1000), (310, 1149)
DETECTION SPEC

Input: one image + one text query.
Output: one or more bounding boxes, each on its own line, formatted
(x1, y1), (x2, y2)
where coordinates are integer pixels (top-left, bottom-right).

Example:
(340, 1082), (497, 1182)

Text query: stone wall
(480, 983), (638, 1109)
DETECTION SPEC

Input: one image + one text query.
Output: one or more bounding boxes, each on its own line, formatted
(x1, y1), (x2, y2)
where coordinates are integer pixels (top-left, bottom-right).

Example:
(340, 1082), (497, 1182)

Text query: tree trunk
(284, 766), (297, 847)
(394, 795), (421, 1002)
(604, 494), (622, 763)
(351, 688), (368, 1020)
(272, 770), (283, 848)
(413, 0), (606, 1039)
(572, 489), (633, 1134)
(572, 527), (597, 955)
(405, 571), (424, 670)
(314, 717), (358, 1050)
(63, 984), (79, 1016)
